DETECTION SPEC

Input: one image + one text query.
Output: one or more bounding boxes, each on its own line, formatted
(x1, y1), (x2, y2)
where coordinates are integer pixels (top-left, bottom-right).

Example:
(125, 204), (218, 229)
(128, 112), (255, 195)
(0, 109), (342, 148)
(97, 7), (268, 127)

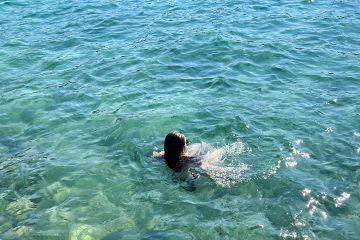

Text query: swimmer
(153, 131), (198, 172)
(153, 131), (248, 187)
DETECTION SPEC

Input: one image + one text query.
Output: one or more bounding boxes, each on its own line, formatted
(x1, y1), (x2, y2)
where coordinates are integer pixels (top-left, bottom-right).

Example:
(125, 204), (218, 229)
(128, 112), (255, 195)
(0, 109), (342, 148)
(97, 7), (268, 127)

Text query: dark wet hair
(164, 131), (187, 172)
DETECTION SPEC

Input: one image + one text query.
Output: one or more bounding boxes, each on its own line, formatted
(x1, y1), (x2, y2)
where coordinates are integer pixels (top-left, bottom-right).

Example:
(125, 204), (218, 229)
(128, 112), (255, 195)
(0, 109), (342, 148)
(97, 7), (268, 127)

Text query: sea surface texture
(1, 0), (360, 239)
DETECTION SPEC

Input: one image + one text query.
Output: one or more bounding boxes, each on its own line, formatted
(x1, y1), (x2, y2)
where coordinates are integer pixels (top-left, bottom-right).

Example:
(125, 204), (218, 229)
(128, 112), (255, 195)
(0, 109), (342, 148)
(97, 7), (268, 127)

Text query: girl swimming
(154, 131), (249, 187)
(153, 131), (195, 172)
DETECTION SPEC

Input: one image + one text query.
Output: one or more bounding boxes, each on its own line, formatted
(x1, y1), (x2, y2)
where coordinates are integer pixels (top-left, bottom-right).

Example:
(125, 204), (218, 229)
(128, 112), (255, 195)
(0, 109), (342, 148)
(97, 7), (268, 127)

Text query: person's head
(164, 131), (188, 171)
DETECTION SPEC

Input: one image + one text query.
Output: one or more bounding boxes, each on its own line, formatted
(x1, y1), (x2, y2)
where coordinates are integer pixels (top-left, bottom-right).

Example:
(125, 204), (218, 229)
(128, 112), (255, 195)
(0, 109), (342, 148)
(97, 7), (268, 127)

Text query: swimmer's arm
(152, 150), (164, 159)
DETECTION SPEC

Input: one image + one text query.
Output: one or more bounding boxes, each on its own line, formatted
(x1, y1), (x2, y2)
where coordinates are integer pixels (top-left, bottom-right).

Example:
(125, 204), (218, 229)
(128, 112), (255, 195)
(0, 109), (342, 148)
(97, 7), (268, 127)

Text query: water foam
(187, 141), (250, 187)
(186, 138), (311, 187)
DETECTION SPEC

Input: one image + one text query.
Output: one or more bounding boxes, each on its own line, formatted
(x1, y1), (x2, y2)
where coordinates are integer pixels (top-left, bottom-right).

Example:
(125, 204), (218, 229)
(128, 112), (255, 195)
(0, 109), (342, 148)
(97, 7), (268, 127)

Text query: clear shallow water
(0, 0), (359, 239)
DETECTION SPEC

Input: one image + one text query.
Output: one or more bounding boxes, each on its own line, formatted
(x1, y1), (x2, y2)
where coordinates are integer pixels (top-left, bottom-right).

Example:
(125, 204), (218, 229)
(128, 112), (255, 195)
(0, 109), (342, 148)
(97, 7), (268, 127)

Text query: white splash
(262, 160), (281, 179)
(289, 139), (310, 159)
(302, 190), (328, 219)
(306, 197), (319, 215)
(223, 141), (246, 157)
(283, 144), (310, 168)
(303, 235), (311, 240)
(188, 141), (250, 187)
(279, 229), (297, 239)
(306, 197), (319, 209)
(353, 132), (360, 137)
(320, 210), (328, 219)
(335, 192), (350, 207)
(319, 191), (327, 199)
(292, 147), (310, 159)
(284, 156), (297, 168)
(200, 162), (250, 187)
(301, 188), (311, 197)
(325, 127), (334, 133)
(293, 219), (306, 227)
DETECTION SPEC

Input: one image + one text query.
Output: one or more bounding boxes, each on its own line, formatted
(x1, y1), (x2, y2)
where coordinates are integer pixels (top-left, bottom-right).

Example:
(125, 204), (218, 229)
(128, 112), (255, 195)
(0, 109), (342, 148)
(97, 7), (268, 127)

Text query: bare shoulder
(182, 155), (201, 166)
(181, 155), (193, 161)
(153, 150), (164, 159)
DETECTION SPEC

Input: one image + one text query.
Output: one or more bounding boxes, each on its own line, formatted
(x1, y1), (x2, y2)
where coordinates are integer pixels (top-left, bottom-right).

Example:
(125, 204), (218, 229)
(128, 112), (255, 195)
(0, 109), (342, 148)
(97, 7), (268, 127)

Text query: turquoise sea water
(1, 0), (360, 239)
